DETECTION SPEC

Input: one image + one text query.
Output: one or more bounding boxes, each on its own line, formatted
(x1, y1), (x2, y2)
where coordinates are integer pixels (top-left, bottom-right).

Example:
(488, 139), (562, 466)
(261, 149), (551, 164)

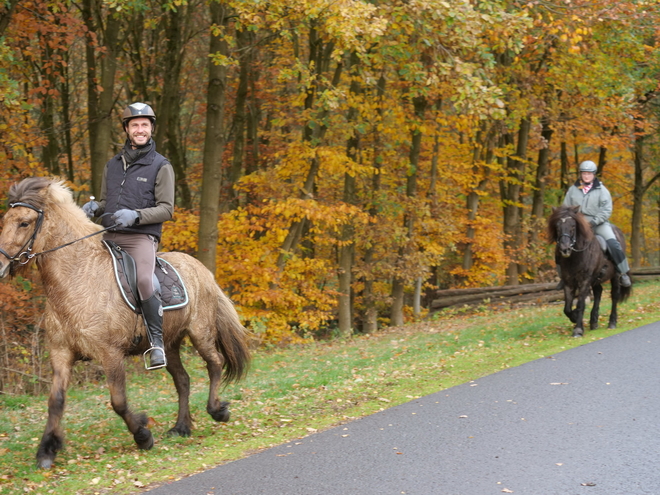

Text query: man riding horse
(83, 102), (175, 369)
(558, 160), (631, 288)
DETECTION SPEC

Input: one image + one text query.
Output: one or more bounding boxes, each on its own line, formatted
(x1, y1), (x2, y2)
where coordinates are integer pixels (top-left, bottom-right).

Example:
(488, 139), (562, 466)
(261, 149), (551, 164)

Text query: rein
(0, 202), (119, 265)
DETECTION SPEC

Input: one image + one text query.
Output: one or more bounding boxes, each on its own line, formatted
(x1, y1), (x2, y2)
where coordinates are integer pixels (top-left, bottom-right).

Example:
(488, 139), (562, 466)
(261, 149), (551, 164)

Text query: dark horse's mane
(546, 205), (594, 245)
(7, 176), (53, 210)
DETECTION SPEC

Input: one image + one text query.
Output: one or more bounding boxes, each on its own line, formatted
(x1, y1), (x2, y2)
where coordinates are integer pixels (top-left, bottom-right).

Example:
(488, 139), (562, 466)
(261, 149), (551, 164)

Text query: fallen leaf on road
(581, 482), (596, 486)
(502, 489), (513, 493)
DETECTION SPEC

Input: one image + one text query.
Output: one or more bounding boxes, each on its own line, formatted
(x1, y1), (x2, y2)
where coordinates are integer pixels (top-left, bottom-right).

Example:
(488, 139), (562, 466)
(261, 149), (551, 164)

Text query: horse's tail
(214, 289), (251, 384)
(618, 281), (632, 303)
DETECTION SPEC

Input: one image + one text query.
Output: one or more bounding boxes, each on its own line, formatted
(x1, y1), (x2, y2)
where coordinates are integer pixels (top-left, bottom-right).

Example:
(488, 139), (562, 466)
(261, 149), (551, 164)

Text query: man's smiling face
(126, 117), (153, 148)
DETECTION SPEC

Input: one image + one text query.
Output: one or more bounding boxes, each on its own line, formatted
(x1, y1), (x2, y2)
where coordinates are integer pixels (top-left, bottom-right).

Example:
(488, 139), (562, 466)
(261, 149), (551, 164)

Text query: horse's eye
(19, 222), (29, 228)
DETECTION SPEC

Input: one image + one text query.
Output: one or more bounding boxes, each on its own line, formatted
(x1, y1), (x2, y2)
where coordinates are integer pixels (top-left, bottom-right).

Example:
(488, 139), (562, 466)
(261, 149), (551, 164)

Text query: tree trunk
(224, 28), (252, 212)
(631, 124), (644, 268)
(462, 124), (494, 271)
(390, 95), (426, 327)
(559, 140), (569, 202)
(337, 52), (360, 337)
(40, 83), (60, 175)
(0, 0), (20, 38)
(500, 117), (530, 285)
(59, 52), (74, 182)
(156, 5), (193, 209)
(361, 74), (386, 334)
(530, 118), (554, 246)
(81, 0), (122, 198)
(197, 1), (229, 272)
(597, 145), (607, 175)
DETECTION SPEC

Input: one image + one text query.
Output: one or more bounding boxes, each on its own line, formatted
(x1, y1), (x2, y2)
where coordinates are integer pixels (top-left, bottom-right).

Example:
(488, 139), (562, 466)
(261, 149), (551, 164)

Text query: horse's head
(547, 205), (593, 258)
(0, 177), (74, 278)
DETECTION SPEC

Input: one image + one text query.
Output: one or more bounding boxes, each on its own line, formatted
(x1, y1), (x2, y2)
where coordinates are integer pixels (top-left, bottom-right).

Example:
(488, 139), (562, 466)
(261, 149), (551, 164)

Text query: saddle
(102, 240), (189, 314)
(594, 235), (607, 252)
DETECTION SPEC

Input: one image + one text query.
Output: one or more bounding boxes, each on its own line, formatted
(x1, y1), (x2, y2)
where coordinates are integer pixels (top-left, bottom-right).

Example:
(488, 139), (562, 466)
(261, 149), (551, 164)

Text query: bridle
(557, 216), (588, 253)
(0, 202), (118, 265)
(0, 202), (45, 265)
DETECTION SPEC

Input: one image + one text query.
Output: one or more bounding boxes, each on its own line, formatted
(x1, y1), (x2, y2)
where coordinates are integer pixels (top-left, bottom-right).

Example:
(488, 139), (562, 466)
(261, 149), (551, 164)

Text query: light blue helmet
(579, 160), (597, 173)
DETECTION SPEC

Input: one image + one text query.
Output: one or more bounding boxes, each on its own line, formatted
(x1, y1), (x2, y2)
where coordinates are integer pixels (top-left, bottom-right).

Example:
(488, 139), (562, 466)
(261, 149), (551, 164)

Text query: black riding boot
(606, 238), (632, 288)
(140, 293), (167, 369)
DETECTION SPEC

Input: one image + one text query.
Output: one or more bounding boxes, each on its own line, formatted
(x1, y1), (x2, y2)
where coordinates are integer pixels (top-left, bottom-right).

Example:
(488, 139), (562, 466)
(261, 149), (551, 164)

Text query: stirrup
(143, 346), (167, 370)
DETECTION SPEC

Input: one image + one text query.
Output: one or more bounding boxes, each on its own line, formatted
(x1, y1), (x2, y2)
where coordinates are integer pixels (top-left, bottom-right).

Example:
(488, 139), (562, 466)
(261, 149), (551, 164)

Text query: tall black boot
(140, 293), (167, 369)
(606, 238), (631, 288)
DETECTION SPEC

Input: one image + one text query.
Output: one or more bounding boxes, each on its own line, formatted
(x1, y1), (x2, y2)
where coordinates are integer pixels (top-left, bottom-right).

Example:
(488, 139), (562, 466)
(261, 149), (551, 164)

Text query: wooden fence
(430, 267), (660, 312)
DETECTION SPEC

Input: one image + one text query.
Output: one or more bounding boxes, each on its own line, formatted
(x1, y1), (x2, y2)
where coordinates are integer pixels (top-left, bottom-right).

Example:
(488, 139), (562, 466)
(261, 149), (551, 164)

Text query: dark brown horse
(0, 177), (251, 468)
(547, 205), (632, 337)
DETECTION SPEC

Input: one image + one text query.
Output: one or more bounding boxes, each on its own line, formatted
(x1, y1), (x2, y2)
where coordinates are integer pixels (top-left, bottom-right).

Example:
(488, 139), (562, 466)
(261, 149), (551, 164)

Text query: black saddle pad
(102, 240), (189, 314)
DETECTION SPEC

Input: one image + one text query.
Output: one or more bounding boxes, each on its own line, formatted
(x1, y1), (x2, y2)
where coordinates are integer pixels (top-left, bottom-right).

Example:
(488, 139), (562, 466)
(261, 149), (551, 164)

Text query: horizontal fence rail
(431, 267), (660, 312)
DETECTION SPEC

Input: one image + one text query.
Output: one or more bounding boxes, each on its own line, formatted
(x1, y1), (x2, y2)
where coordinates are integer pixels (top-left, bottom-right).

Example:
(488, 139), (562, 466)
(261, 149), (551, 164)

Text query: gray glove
(112, 209), (139, 228)
(82, 200), (99, 219)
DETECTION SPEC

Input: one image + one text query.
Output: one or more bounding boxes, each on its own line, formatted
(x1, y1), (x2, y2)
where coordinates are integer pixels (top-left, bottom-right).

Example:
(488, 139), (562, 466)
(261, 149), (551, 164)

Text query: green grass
(1, 279), (659, 494)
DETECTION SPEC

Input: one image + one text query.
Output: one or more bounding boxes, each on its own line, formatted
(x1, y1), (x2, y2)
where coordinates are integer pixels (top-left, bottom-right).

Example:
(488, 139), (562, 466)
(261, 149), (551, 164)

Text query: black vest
(101, 144), (168, 240)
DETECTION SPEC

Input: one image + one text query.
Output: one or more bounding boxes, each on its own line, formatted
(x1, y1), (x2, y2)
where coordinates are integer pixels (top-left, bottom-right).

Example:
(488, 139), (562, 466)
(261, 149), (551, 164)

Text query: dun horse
(0, 177), (251, 469)
(547, 205), (632, 337)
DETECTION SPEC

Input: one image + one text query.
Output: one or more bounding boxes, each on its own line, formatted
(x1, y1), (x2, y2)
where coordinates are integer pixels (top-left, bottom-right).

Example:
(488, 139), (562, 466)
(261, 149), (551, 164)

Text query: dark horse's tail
(618, 281), (632, 304)
(214, 289), (251, 384)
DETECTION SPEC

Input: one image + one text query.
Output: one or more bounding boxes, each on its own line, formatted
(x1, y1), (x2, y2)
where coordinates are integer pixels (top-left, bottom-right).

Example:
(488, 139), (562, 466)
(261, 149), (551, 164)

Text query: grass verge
(0, 279), (658, 494)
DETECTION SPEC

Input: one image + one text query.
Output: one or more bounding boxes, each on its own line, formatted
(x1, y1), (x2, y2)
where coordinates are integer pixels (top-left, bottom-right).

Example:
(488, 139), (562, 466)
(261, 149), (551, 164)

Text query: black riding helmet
(122, 102), (156, 130)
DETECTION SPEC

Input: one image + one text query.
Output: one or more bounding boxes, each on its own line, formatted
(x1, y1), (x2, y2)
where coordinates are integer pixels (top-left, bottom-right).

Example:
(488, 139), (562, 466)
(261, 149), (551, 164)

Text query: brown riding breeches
(103, 232), (158, 301)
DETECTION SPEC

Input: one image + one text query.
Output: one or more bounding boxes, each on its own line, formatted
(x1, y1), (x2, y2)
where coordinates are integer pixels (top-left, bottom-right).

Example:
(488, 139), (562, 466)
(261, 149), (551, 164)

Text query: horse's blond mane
(8, 177), (73, 210)
(48, 180), (75, 206)
(8, 176), (98, 235)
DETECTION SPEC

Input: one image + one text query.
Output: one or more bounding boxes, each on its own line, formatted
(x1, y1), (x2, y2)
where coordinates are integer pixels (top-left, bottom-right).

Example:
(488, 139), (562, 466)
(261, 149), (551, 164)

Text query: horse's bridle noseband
(0, 202), (44, 265)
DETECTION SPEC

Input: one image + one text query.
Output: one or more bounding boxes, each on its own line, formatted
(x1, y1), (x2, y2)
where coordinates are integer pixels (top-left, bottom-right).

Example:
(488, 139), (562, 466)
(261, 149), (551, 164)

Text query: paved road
(147, 322), (660, 495)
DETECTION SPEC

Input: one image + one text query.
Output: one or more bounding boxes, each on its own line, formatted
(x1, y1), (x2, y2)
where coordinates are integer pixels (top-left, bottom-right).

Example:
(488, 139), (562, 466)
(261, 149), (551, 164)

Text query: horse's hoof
(608, 324), (616, 330)
(134, 427), (154, 450)
(208, 401), (231, 423)
(36, 458), (53, 469)
(572, 329), (584, 338)
(167, 426), (192, 438)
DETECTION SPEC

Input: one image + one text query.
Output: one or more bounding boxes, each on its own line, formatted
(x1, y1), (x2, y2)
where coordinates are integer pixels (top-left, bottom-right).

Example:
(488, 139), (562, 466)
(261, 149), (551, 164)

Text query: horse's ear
(552, 206), (558, 213)
(570, 205), (580, 214)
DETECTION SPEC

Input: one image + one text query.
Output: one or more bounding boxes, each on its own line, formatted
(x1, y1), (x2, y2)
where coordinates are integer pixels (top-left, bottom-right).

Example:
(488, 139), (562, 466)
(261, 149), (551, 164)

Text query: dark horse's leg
(563, 285), (578, 324)
(590, 283), (603, 330)
(190, 334), (230, 423)
(164, 337), (193, 437)
(609, 279), (621, 329)
(571, 283), (591, 337)
(103, 353), (154, 450)
(36, 348), (74, 469)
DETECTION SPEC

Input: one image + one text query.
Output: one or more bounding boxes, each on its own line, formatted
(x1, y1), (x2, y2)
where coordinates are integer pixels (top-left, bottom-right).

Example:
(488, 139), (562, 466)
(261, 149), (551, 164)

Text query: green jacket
(562, 178), (612, 227)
